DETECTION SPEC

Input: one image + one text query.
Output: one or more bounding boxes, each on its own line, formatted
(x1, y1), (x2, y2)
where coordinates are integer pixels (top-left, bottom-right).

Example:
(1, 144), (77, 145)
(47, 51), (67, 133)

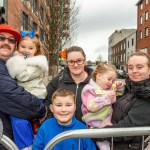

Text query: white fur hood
(6, 55), (48, 78)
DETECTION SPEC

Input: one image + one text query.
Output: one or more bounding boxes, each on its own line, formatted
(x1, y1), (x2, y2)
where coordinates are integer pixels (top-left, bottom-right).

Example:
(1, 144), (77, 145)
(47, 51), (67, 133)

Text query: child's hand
(115, 80), (125, 88)
(108, 91), (116, 103)
(39, 107), (48, 124)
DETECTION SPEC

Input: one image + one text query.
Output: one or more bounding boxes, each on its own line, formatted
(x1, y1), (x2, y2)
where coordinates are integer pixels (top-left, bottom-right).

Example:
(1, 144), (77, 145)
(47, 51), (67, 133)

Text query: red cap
(0, 24), (21, 41)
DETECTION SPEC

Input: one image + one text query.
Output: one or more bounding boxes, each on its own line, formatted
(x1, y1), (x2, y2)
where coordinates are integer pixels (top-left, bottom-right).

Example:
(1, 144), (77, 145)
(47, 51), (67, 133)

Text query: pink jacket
(81, 79), (116, 128)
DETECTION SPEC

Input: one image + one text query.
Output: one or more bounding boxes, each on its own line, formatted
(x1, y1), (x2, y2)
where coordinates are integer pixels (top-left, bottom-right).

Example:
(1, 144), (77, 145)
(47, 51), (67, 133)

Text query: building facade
(126, 31), (137, 61)
(136, 0), (150, 54)
(108, 29), (137, 64)
(112, 38), (126, 70)
(1, 0), (70, 76)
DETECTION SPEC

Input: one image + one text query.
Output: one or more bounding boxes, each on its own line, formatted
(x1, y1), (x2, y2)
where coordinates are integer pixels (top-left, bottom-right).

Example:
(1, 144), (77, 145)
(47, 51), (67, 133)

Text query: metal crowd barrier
(0, 119), (19, 150)
(44, 127), (150, 150)
(1, 118), (150, 150)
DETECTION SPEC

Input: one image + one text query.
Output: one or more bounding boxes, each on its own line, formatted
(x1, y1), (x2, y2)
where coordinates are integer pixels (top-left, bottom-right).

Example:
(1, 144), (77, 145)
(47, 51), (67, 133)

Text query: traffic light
(0, 6), (5, 24)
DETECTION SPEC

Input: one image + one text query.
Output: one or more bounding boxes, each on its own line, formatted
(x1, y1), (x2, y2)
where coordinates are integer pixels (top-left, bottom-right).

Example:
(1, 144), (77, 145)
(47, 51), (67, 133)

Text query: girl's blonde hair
(92, 62), (116, 81)
(17, 32), (44, 55)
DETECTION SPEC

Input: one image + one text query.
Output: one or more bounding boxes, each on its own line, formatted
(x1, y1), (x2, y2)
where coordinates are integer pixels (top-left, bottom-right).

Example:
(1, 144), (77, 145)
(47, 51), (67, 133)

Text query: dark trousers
(113, 142), (141, 150)
(0, 144), (8, 150)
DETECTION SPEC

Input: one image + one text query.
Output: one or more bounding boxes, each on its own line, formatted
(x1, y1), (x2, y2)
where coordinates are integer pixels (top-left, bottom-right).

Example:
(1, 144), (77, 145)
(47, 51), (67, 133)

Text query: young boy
(32, 88), (96, 150)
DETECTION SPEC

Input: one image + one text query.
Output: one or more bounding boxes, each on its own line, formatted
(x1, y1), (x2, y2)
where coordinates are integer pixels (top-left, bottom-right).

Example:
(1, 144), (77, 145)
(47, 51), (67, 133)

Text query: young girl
(81, 63), (124, 150)
(6, 30), (48, 150)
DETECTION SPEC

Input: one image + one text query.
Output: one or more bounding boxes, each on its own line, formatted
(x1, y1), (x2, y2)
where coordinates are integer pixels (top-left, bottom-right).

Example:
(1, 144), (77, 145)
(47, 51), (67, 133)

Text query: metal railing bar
(44, 127), (150, 150)
(111, 137), (113, 150)
(0, 135), (19, 150)
(142, 136), (145, 150)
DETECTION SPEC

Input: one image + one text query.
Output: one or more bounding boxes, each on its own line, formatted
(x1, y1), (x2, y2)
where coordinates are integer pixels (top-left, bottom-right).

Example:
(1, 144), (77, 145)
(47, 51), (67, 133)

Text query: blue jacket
(0, 60), (46, 140)
(33, 117), (96, 150)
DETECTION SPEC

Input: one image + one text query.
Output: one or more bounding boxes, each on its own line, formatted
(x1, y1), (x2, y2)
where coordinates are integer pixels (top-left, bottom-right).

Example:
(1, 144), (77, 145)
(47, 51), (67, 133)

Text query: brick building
(2, 0), (50, 44)
(108, 29), (136, 67)
(136, 0), (150, 54)
(1, 0), (70, 76)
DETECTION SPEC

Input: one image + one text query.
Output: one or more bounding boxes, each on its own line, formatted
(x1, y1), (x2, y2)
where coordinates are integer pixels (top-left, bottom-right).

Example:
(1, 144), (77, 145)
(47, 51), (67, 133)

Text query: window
(124, 43), (126, 49)
(145, 27), (148, 37)
(46, 0), (49, 7)
(46, 17), (48, 25)
(128, 41), (130, 48)
(0, 0), (3, 6)
(140, 31), (142, 39)
(33, 0), (38, 13)
(140, 16), (143, 24)
(22, 12), (29, 30)
(121, 54), (122, 62)
(40, 6), (44, 21)
(140, 48), (148, 53)
(132, 38), (134, 46)
(124, 53), (126, 62)
(33, 22), (38, 31)
(22, 0), (30, 9)
(127, 52), (129, 60)
(140, 3), (143, 10)
(145, 11), (148, 21)
(40, 28), (44, 41)
(146, 0), (148, 5)
(45, 34), (48, 44)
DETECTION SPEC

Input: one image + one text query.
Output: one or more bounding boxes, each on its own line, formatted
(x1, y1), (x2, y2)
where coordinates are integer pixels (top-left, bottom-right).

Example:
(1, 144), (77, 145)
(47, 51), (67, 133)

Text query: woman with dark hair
(46, 46), (93, 121)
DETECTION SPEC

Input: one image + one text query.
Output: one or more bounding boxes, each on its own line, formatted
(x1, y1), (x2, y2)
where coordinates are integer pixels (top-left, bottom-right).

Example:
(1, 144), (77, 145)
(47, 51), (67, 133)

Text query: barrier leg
(111, 137), (113, 150)
(0, 119), (19, 150)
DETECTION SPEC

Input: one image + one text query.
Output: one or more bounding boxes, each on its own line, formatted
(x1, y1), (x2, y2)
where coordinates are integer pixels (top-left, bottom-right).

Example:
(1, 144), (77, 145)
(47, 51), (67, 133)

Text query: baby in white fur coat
(6, 54), (48, 99)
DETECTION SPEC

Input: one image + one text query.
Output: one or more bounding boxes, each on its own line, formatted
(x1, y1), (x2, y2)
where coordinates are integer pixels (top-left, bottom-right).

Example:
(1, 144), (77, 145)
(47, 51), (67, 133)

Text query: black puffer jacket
(46, 66), (92, 121)
(0, 60), (46, 140)
(110, 77), (150, 149)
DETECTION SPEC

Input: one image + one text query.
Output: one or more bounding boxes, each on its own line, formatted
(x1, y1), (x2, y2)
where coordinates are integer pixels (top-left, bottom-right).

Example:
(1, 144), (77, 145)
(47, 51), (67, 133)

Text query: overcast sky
(74, 0), (138, 62)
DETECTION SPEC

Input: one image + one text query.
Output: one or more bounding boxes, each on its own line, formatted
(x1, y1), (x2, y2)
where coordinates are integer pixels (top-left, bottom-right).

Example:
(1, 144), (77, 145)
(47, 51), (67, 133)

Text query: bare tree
(47, 0), (80, 78)
(97, 54), (103, 61)
(96, 54), (103, 65)
(66, 0), (80, 46)
(7, 0), (80, 78)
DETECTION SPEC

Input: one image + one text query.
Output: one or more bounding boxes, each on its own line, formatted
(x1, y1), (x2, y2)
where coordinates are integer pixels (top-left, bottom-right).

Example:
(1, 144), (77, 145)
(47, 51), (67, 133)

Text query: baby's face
(18, 39), (37, 58)
(96, 71), (117, 90)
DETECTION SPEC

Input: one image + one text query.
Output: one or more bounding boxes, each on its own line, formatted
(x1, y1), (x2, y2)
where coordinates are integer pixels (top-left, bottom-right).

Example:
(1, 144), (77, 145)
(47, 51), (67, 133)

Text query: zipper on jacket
(75, 84), (79, 102)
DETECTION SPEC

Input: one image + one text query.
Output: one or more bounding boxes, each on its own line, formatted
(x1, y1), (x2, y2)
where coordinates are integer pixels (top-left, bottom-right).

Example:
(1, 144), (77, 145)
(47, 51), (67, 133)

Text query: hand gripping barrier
(0, 119), (19, 150)
(44, 127), (150, 150)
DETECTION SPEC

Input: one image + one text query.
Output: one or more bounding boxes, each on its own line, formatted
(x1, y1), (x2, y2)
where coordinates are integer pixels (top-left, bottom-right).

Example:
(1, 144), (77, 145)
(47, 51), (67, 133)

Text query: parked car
(89, 65), (97, 70)
(116, 69), (127, 79)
